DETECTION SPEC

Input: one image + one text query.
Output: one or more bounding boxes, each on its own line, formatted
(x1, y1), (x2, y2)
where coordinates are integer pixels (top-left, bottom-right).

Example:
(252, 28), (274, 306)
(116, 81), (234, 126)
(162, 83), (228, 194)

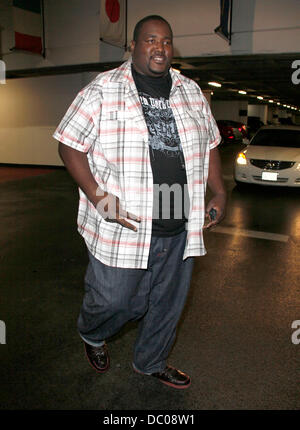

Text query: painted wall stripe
(212, 226), (289, 242)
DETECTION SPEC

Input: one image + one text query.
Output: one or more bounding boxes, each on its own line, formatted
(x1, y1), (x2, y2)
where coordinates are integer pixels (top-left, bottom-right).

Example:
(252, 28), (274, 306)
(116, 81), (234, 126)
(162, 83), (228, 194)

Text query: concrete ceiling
(6, 52), (300, 112)
(172, 52), (300, 111)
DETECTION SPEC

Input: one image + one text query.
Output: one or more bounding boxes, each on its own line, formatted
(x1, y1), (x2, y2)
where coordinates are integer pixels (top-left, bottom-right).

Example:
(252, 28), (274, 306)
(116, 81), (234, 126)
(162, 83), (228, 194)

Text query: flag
(214, 0), (232, 43)
(12, 0), (43, 55)
(100, 0), (126, 48)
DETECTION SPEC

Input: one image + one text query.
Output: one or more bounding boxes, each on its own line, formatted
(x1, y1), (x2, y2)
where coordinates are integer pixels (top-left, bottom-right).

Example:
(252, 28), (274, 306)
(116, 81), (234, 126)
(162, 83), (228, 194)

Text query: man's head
(130, 15), (174, 78)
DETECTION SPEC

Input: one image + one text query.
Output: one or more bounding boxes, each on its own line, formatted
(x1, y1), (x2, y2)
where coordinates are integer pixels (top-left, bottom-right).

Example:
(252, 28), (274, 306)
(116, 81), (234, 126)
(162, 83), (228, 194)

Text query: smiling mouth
(151, 56), (166, 64)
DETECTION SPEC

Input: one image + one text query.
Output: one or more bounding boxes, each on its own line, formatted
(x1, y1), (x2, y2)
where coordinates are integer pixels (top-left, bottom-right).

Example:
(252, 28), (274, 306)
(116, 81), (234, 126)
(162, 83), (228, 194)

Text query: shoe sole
(133, 366), (191, 389)
(159, 378), (191, 390)
(84, 344), (110, 374)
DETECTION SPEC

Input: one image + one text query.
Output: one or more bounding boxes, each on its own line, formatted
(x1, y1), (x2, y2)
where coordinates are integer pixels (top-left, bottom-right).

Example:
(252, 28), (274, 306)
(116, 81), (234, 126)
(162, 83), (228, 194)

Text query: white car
(234, 125), (300, 187)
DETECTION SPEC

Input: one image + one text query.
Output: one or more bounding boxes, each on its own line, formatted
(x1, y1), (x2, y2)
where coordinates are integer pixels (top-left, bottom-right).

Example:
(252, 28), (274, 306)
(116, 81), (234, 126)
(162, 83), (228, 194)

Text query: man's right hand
(95, 192), (141, 232)
(58, 144), (141, 232)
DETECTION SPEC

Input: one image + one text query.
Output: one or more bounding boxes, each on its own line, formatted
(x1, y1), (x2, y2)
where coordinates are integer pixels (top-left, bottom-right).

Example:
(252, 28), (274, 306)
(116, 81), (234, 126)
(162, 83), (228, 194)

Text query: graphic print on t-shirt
(139, 91), (182, 158)
(136, 84), (189, 235)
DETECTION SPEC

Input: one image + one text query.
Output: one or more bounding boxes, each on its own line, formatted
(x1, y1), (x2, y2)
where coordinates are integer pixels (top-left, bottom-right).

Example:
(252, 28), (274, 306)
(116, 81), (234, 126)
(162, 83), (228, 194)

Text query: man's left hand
(204, 193), (226, 229)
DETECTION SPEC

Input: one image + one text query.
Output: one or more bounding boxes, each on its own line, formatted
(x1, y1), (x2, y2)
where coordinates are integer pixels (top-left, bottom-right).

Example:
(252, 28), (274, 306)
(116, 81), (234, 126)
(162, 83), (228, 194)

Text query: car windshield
(251, 129), (300, 148)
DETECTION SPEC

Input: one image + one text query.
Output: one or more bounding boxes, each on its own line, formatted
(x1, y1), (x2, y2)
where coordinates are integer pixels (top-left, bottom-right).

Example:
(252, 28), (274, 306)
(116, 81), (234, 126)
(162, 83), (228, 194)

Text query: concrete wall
(0, 71), (97, 165)
(248, 104), (268, 124)
(211, 100), (248, 123)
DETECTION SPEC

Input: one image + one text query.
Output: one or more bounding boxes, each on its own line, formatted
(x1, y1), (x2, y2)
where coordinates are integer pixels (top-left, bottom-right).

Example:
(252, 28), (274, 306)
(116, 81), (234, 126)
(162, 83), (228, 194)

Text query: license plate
(262, 171), (278, 181)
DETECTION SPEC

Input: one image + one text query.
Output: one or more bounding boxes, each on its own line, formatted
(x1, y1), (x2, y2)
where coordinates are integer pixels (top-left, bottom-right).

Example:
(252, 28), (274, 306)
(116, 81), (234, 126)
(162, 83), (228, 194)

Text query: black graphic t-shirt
(132, 66), (189, 236)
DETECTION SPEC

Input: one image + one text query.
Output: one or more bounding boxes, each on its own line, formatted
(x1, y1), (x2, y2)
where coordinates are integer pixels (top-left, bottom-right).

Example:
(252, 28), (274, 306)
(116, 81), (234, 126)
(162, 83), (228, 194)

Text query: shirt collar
(109, 58), (183, 88)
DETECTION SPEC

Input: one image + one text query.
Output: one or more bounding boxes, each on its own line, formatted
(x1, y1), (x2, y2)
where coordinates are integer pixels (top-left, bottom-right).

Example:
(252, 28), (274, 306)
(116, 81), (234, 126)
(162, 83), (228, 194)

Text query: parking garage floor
(0, 155), (299, 419)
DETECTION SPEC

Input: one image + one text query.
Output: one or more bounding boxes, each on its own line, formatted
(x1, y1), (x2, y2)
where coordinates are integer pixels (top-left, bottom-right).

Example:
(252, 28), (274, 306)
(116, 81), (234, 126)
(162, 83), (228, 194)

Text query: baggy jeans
(77, 230), (194, 374)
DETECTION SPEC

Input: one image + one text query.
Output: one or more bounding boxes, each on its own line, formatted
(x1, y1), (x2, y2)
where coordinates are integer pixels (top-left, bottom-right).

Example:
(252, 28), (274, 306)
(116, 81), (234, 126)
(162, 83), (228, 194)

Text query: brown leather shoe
(84, 342), (110, 373)
(135, 365), (191, 389)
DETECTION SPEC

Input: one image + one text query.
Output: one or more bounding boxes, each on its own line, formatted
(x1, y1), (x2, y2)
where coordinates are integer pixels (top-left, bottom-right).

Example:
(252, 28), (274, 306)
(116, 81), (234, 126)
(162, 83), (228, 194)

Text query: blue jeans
(77, 230), (194, 374)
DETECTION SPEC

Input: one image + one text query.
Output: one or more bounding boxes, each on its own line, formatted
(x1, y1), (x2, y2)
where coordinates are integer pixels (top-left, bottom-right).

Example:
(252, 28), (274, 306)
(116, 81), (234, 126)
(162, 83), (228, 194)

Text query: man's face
(131, 20), (174, 77)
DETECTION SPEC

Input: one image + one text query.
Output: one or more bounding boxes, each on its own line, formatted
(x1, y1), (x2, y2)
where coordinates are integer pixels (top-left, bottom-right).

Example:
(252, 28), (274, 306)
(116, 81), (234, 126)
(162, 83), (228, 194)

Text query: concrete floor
(0, 158), (299, 411)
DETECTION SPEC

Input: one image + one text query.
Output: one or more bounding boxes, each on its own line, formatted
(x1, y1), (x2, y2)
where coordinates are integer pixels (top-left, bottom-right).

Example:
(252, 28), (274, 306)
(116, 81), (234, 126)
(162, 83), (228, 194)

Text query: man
(53, 15), (226, 389)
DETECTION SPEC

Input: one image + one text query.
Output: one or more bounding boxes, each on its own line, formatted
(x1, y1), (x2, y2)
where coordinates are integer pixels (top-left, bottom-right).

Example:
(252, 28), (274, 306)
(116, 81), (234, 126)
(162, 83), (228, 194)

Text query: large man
(53, 15), (226, 389)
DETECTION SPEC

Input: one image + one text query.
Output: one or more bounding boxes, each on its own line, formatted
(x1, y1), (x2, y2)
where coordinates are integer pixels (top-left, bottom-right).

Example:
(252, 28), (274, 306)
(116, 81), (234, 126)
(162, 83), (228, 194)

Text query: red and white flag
(12, 0), (43, 55)
(100, 0), (126, 48)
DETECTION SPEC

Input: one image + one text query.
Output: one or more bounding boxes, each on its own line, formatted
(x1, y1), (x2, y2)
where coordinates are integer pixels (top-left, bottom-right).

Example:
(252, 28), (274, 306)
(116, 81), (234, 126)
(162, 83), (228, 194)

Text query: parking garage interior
(0, 0), (299, 416)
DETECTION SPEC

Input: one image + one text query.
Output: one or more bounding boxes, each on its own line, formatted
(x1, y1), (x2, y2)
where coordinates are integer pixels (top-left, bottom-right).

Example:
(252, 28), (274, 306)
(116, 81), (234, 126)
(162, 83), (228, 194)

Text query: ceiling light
(268, 100), (274, 103)
(208, 82), (222, 87)
(257, 96), (263, 100)
(238, 90), (247, 94)
(211, 91), (214, 95)
(277, 102), (280, 105)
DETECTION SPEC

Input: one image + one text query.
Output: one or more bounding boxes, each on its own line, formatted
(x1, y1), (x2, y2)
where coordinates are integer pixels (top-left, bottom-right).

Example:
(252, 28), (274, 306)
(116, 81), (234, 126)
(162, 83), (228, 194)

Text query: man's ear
(129, 40), (135, 53)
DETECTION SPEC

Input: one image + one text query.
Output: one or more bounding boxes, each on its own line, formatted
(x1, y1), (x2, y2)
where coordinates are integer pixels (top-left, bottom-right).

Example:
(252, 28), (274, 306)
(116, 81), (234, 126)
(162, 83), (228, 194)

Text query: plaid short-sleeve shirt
(53, 59), (221, 269)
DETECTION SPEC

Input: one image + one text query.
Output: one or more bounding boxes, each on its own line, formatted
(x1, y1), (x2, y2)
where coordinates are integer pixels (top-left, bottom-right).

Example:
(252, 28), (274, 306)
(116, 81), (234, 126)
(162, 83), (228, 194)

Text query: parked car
(234, 125), (300, 187)
(216, 120), (248, 144)
(247, 116), (265, 138)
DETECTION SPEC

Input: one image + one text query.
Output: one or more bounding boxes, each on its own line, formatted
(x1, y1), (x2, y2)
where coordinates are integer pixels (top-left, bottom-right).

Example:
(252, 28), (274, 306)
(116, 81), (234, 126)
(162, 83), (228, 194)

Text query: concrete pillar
(248, 104), (268, 124)
(278, 109), (288, 119)
(267, 105), (280, 124)
(211, 100), (248, 123)
(294, 114), (300, 125)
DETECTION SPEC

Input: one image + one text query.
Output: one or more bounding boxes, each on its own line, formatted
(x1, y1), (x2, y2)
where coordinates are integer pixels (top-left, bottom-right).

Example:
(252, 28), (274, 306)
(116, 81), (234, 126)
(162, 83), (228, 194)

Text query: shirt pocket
(99, 109), (136, 165)
(98, 109), (149, 194)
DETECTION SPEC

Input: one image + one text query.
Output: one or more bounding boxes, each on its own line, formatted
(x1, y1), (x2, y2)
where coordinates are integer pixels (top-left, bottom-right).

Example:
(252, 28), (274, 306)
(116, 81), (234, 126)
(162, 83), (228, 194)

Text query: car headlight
(236, 153), (247, 165)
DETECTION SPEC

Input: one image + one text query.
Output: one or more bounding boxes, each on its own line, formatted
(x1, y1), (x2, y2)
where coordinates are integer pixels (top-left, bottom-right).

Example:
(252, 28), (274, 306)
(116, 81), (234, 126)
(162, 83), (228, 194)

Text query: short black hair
(133, 15), (173, 42)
